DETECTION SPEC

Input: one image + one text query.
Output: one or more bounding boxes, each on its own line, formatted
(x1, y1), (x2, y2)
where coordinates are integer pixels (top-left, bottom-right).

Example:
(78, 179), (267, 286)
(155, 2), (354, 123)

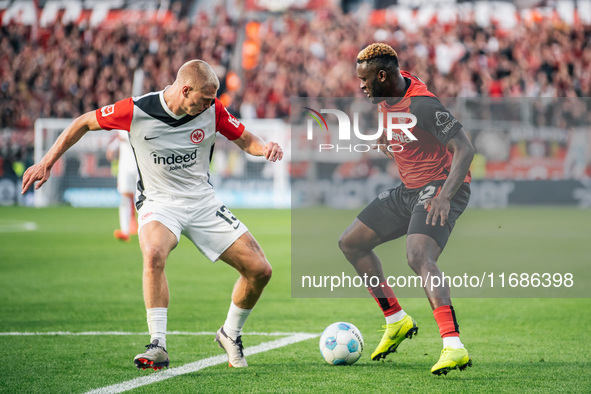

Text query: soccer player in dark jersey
(338, 43), (475, 375)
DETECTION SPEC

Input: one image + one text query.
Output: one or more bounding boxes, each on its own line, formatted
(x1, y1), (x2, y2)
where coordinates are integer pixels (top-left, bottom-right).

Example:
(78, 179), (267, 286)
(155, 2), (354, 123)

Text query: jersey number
(417, 185), (437, 205)
(216, 205), (239, 229)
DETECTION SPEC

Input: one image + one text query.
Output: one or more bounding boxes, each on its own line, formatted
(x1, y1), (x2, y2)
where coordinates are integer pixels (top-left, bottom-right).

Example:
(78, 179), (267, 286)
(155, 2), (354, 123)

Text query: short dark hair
(357, 43), (399, 69)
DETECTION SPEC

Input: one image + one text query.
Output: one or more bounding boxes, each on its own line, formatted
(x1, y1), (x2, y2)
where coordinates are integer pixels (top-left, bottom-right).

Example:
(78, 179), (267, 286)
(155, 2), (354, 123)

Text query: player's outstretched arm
(424, 128), (475, 226)
(232, 130), (283, 162)
(21, 111), (102, 194)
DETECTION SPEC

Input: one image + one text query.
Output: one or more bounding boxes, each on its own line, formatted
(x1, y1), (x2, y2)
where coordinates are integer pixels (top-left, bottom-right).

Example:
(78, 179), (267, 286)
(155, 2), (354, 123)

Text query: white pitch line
(0, 220), (37, 233)
(0, 331), (311, 337)
(86, 333), (318, 394)
(0, 331), (153, 337)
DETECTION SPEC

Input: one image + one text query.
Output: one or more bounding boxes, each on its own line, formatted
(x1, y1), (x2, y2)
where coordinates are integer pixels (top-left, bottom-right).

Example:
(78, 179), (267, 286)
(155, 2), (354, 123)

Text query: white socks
(147, 303), (252, 347)
(443, 336), (464, 349)
(119, 194), (133, 235)
(223, 302), (252, 340)
(147, 307), (167, 349)
(385, 309), (407, 325)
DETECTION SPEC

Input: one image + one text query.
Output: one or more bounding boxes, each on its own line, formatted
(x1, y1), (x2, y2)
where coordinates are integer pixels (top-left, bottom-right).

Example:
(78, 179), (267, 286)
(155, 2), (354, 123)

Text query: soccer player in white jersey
(106, 129), (138, 242)
(21, 60), (283, 370)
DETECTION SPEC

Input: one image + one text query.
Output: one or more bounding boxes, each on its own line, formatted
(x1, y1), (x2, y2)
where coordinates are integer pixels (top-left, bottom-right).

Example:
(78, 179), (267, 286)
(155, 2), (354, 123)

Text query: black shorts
(357, 180), (471, 250)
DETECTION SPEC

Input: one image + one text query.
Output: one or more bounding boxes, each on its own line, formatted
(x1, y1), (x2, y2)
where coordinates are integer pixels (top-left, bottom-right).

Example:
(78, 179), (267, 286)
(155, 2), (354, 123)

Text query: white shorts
(137, 195), (248, 262)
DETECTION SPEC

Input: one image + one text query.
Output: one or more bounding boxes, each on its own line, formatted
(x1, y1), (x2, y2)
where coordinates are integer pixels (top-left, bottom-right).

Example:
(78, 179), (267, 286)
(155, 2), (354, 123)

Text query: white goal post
(33, 118), (290, 208)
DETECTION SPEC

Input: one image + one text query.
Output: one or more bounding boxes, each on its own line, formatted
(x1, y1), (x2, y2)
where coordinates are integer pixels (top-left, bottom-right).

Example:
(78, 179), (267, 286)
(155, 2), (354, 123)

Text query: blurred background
(0, 0), (590, 208)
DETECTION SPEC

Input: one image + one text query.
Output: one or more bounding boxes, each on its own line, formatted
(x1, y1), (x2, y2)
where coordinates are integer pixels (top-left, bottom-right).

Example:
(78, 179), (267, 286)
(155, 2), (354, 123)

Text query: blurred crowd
(0, 7), (236, 179)
(0, 5), (590, 177)
(2, 7), (590, 126)
(242, 8), (591, 119)
(0, 9), (236, 130)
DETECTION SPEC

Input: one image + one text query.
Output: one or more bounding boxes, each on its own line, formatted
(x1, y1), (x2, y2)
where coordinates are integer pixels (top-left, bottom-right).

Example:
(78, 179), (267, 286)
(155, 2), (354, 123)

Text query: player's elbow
(465, 138), (475, 156)
(463, 142), (475, 162)
(453, 138), (475, 163)
(78, 110), (102, 131)
(234, 134), (254, 154)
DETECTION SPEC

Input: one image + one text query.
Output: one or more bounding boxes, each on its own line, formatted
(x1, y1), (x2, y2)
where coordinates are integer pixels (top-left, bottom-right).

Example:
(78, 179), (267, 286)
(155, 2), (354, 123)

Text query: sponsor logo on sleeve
(101, 104), (115, 117)
(435, 111), (458, 134)
(225, 108), (241, 128)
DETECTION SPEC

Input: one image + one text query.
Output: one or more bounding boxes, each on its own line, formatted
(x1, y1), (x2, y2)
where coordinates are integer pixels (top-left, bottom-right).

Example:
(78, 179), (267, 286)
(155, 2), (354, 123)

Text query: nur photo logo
(303, 107), (418, 153)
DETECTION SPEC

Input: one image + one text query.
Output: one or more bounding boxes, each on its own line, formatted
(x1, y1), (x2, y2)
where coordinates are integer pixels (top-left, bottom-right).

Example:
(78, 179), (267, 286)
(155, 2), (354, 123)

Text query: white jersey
(96, 91), (244, 207)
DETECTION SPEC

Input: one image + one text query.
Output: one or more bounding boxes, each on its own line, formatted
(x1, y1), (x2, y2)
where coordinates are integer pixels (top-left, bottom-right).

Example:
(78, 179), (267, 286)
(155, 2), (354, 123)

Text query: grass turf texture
(0, 206), (590, 393)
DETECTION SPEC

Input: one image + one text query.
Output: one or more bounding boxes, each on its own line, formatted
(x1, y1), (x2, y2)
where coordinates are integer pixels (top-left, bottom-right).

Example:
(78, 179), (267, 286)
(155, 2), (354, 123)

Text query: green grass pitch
(1, 206), (590, 393)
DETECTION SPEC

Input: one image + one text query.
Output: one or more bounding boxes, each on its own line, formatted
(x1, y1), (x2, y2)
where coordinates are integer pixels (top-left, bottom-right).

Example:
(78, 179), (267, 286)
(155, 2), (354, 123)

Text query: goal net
(33, 118), (290, 208)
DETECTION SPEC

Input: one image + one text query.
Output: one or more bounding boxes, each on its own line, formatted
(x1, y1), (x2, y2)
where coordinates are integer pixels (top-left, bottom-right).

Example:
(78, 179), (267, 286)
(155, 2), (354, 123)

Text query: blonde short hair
(176, 60), (220, 91)
(357, 43), (399, 68)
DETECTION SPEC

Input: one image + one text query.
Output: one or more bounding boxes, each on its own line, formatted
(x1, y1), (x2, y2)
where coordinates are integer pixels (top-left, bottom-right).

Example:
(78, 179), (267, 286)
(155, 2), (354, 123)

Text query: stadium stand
(1, 0), (590, 205)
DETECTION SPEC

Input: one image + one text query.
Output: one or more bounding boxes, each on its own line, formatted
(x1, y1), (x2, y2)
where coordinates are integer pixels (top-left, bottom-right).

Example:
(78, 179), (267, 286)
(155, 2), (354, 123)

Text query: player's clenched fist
(263, 142), (283, 162)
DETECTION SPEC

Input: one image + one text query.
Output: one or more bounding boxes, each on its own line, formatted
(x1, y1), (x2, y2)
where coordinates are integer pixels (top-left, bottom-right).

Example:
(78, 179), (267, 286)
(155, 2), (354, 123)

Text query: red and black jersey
(379, 70), (471, 189)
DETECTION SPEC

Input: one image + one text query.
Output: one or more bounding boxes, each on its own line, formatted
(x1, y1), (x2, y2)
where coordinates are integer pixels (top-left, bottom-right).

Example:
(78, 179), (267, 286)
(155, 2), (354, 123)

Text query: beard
(369, 79), (387, 104)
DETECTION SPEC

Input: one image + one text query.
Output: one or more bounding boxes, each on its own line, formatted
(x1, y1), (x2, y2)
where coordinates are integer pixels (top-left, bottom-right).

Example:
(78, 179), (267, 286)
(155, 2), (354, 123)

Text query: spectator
(0, 5), (589, 147)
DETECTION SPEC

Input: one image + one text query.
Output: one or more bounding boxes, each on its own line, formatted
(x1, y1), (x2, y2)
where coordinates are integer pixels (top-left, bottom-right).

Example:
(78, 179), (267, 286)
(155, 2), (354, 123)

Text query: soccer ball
(319, 322), (364, 365)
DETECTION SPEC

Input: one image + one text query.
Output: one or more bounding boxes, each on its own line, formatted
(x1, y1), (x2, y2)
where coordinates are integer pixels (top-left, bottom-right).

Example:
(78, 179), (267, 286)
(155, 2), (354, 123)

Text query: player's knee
(259, 263), (273, 284)
(406, 247), (434, 274)
(406, 247), (422, 272)
(338, 232), (367, 262)
(338, 232), (355, 257)
(142, 246), (167, 271)
(249, 260), (272, 285)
